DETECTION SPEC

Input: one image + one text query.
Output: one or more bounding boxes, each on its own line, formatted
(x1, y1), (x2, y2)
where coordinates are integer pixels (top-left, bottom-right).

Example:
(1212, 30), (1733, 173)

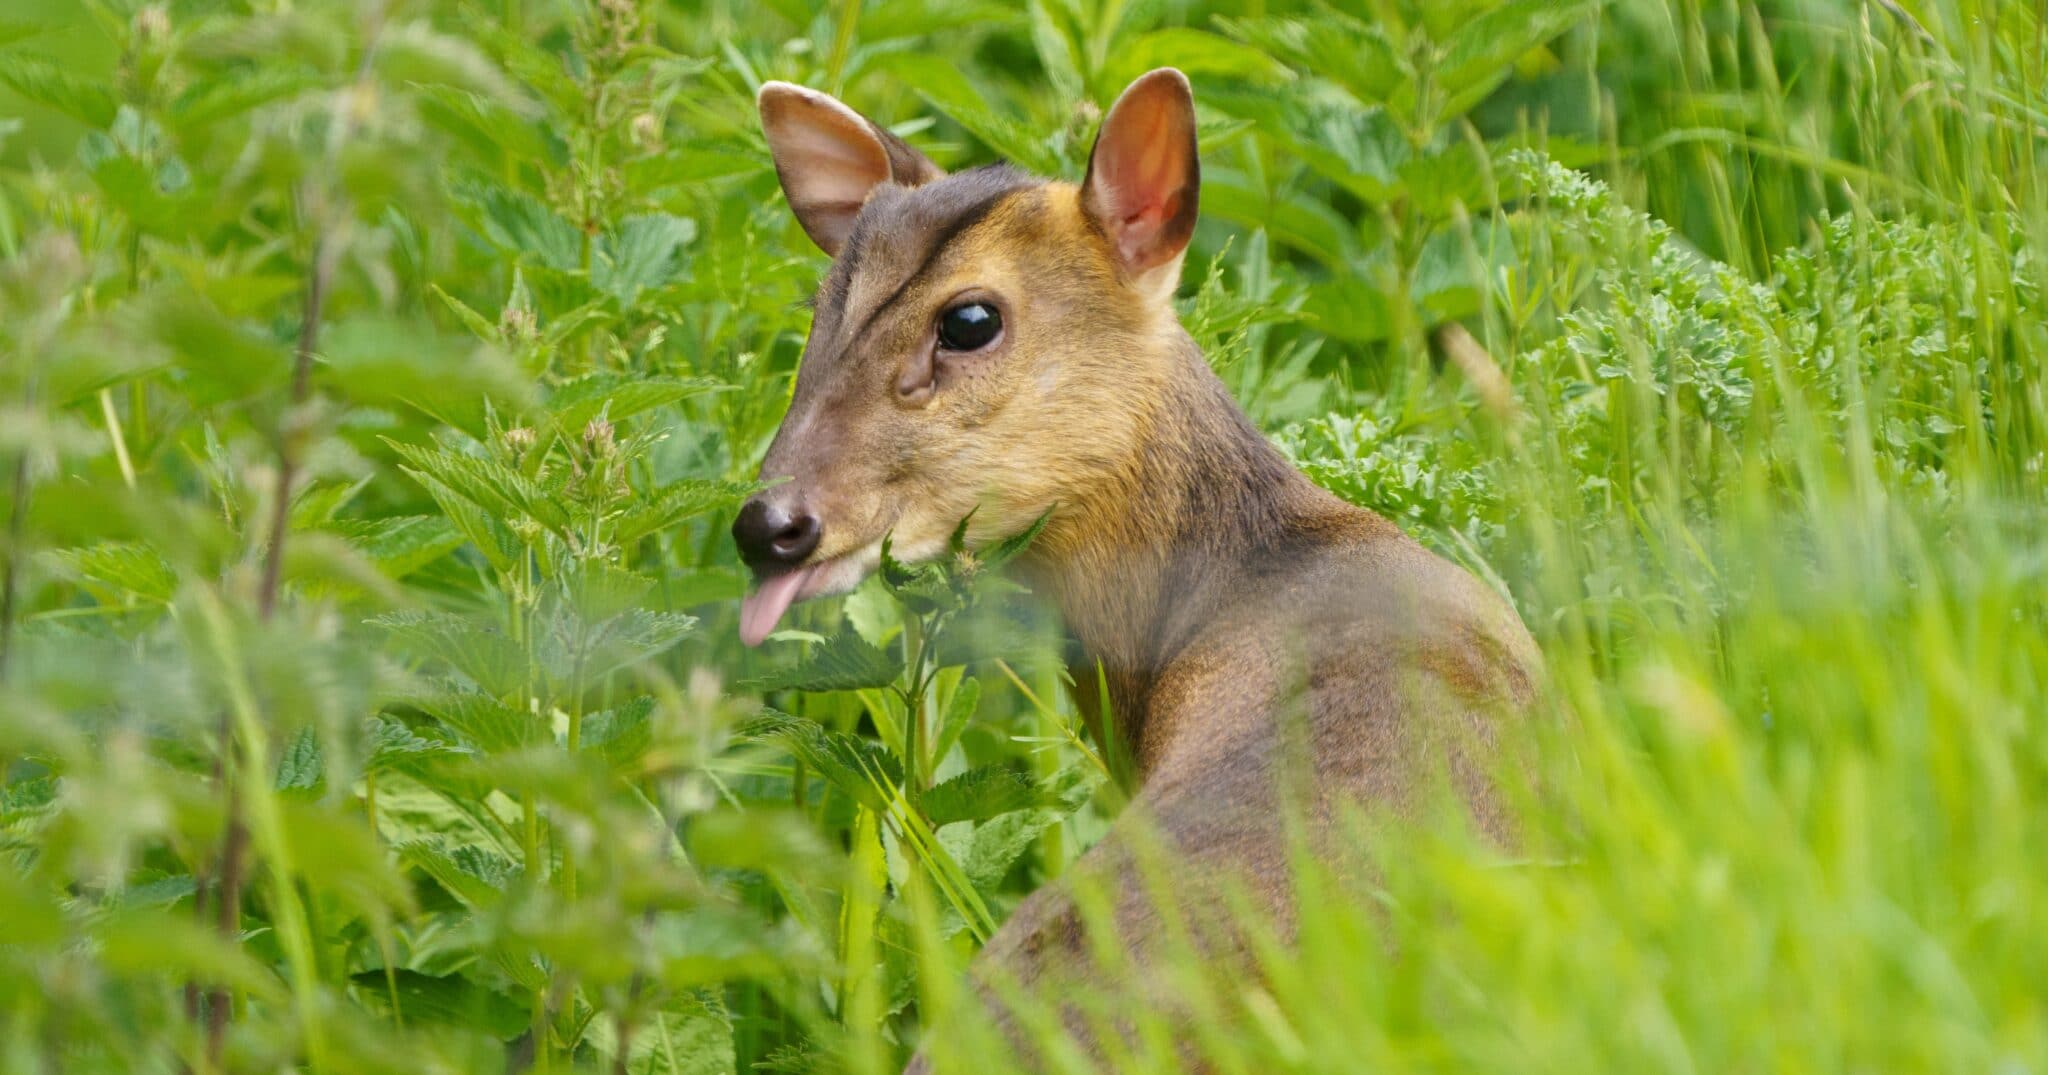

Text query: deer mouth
(737, 540), (884, 647)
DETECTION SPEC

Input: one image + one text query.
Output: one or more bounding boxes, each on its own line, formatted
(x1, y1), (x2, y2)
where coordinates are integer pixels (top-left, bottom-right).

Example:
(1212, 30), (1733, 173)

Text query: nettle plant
(733, 511), (1106, 1062)
(364, 379), (762, 1067)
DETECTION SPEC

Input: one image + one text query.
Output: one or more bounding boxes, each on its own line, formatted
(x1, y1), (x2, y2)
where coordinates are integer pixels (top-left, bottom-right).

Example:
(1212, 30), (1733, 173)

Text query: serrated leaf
(430, 282), (501, 343)
(980, 509), (1052, 570)
(1438, 0), (1595, 116)
(399, 841), (514, 910)
(373, 611), (531, 697)
(963, 808), (1063, 894)
(546, 373), (726, 434)
(595, 213), (697, 304)
(739, 710), (902, 812)
(620, 992), (736, 1075)
(1, 775), (57, 825)
(276, 726), (325, 794)
(389, 439), (572, 533)
(921, 765), (1050, 827)
(406, 469), (524, 571)
(739, 630), (902, 693)
(1217, 13), (1404, 106)
(367, 716), (468, 775)
(413, 691), (546, 754)
(580, 696), (654, 770)
(411, 83), (553, 167)
(329, 516), (463, 578)
(612, 479), (757, 545)
(579, 609), (698, 679)
(559, 560), (654, 624)
(44, 542), (178, 605)
(931, 676), (980, 767)
(0, 57), (119, 127)
(451, 174), (581, 272)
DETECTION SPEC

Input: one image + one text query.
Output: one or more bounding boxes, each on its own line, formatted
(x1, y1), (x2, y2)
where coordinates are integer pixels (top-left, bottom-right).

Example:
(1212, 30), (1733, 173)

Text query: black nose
(732, 497), (821, 573)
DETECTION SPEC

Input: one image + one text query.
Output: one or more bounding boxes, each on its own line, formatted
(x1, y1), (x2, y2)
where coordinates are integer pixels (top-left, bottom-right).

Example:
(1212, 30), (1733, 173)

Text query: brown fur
(747, 74), (1541, 1073)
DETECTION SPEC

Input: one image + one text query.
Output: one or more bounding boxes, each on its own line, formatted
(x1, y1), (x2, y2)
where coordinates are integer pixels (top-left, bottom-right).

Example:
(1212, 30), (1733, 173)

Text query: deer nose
(732, 496), (821, 573)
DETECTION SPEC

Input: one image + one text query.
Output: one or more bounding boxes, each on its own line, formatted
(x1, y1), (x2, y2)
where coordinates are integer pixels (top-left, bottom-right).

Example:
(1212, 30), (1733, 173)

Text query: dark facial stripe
(848, 184), (1023, 342)
(811, 163), (1032, 344)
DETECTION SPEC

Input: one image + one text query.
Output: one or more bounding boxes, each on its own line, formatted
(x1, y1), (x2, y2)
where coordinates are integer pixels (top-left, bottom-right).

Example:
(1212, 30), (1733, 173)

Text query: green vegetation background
(1, 0), (2043, 1072)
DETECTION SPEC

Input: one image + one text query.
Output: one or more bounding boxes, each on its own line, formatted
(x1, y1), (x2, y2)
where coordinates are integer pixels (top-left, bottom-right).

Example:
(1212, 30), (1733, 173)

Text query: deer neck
(1026, 333), (1330, 731)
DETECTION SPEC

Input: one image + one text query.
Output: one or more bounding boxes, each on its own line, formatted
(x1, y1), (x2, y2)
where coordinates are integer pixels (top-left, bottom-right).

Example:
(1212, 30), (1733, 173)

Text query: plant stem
(99, 388), (136, 489)
(0, 452), (29, 682)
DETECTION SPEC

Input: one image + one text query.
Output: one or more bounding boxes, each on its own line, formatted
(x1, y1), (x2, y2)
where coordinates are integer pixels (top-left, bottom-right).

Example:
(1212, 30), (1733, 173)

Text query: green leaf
(413, 83), (552, 165)
(373, 611), (531, 697)
(739, 710), (903, 812)
(870, 54), (1059, 173)
(329, 516), (463, 579)
(1217, 14), (1405, 107)
(407, 468), (524, 571)
(739, 630), (902, 693)
(429, 282), (501, 342)
(95, 909), (286, 1000)
(399, 841), (516, 911)
(579, 696), (653, 770)
(44, 542), (178, 605)
(412, 691), (547, 755)
(375, 21), (527, 105)
(146, 292), (290, 405)
(980, 509), (1052, 570)
(89, 154), (200, 237)
(367, 716), (468, 776)
(921, 765), (1050, 827)
(560, 560), (656, 624)
(580, 610), (699, 679)
(624, 145), (763, 190)
(611, 479), (758, 546)
(451, 174), (582, 272)
(1, 775), (57, 827)
(389, 439), (573, 534)
(582, 991), (737, 1075)
(351, 970), (529, 1040)
(546, 373), (726, 434)
(595, 214), (697, 304)
(1438, 0), (1595, 116)
(962, 807), (1063, 894)
(0, 57), (119, 127)
(322, 317), (534, 434)
(930, 676), (980, 767)
(1105, 28), (1295, 91)
(276, 726), (325, 794)
(170, 67), (321, 129)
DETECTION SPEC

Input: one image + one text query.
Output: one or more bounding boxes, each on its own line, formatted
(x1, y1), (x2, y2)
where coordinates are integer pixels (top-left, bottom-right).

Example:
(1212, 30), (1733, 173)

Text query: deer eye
(936, 302), (1002, 352)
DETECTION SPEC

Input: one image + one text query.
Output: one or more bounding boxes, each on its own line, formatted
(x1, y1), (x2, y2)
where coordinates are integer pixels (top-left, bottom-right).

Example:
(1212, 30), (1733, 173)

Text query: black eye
(936, 302), (1003, 352)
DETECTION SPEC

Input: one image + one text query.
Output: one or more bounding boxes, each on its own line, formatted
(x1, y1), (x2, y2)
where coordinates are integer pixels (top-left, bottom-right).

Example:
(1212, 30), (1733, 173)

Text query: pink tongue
(739, 567), (812, 647)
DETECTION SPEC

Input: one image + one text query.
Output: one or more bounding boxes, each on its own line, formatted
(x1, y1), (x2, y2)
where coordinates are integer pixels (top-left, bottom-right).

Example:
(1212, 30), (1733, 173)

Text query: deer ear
(1081, 68), (1199, 299)
(758, 81), (944, 256)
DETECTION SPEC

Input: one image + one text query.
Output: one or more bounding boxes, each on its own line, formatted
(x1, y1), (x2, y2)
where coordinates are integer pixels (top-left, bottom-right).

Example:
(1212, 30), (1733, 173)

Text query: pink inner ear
(1085, 70), (1197, 275)
(1117, 200), (1175, 267)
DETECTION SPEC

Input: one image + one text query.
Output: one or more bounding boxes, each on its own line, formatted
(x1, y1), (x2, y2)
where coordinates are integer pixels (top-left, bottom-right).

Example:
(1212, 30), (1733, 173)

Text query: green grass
(1, 1), (2043, 1073)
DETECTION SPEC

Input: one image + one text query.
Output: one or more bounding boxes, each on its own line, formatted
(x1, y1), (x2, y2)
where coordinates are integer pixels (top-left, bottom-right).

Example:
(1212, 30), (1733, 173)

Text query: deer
(730, 68), (1541, 1071)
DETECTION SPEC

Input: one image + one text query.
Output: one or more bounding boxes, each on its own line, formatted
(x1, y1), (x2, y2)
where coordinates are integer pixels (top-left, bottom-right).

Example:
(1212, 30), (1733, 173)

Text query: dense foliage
(2, 1), (2043, 1072)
